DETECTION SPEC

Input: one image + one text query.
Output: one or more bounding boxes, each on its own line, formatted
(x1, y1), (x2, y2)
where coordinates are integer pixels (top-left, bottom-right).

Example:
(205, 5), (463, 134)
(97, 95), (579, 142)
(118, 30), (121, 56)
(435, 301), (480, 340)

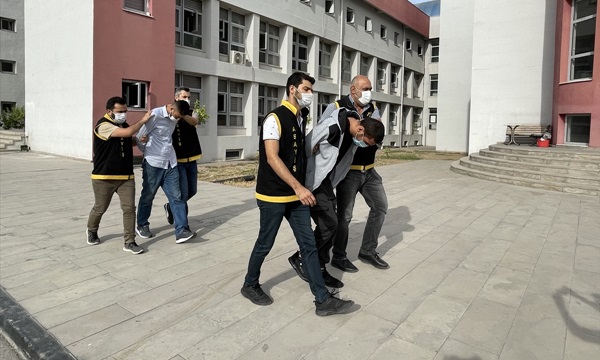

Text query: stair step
(470, 153), (599, 177)
(451, 160), (599, 196)
(0, 138), (15, 145)
(489, 144), (600, 161)
(480, 149), (599, 170)
(0, 134), (23, 141)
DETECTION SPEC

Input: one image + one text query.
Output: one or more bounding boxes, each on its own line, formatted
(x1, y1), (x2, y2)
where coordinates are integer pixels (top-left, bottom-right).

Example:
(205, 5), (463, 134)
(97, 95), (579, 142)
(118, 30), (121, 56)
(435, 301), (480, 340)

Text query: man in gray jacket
(289, 108), (384, 288)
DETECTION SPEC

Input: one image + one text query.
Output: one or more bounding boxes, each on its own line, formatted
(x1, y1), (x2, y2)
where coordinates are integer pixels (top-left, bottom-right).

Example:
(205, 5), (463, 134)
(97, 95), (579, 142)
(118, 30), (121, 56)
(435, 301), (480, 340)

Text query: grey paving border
(0, 286), (76, 360)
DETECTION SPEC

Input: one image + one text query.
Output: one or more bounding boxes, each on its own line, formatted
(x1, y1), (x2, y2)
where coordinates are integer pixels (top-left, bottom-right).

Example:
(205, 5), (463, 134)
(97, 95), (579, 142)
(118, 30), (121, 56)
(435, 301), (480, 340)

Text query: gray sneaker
(86, 229), (100, 245)
(123, 242), (144, 254)
(175, 228), (196, 244)
(136, 225), (154, 239)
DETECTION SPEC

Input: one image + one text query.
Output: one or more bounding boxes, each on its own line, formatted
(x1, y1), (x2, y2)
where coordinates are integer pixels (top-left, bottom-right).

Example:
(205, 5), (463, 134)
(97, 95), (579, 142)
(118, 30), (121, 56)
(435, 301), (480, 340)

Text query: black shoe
(331, 257), (358, 273)
(86, 229), (100, 245)
(164, 203), (174, 225)
(322, 269), (344, 288)
(288, 251), (308, 282)
(315, 295), (355, 316)
(123, 241), (144, 254)
(241, 284), (273, 306)
(358, 253), (390, 269)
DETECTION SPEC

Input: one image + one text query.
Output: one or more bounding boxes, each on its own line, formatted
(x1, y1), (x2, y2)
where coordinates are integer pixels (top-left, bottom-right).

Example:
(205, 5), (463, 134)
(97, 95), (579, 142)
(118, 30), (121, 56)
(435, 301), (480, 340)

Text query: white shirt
(262, 113), (304, 140)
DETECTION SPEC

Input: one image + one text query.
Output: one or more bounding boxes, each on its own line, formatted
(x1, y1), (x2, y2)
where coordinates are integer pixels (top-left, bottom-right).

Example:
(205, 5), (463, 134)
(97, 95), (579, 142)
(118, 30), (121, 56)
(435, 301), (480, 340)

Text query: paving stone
(574, 245), (600, 273)
(563, 329), (600, 360)
(499, 317), (566, 360)
(433, 338), (499, 360)
(432, 267), (488, 306)
(478, 266), (531, 307)
(460, 238), (512, 274)
(369, 336), (436, 360)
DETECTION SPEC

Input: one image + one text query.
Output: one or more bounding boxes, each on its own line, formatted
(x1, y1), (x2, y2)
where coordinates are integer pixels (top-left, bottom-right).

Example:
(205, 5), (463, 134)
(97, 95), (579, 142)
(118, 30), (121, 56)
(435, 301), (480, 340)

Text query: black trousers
(310, 178), (338, 268)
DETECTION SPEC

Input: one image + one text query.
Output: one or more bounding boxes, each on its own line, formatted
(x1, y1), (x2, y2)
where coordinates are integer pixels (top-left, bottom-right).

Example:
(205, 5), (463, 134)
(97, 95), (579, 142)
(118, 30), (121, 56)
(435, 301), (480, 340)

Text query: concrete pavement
(0, 151), (598, 360)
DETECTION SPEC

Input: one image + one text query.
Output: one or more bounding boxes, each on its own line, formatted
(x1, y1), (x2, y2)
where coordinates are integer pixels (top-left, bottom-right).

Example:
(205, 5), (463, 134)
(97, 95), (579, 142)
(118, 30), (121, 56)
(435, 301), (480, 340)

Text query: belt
(349, 163), (375, 172)
(177, 154), (202, 163)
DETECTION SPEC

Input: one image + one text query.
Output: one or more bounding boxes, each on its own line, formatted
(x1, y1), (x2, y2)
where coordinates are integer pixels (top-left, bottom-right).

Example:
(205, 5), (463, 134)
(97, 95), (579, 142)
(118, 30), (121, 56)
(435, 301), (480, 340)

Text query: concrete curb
(0, 287), (76, 360)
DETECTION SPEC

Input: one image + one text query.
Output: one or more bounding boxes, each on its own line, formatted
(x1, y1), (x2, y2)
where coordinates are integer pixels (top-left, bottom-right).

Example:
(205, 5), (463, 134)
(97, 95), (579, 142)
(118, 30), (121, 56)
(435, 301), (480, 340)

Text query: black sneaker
(136, 225), (154, 239)
(241, 284), (273, 306)
(86, 229), (100, 245)
(322, 269), (344, 288)
(164, 203), (174, 225)
(123, 242), (144, 254)
(175, 228), (196, 244)
(315, 295), (355, 316)
(288, 251), (309, 282)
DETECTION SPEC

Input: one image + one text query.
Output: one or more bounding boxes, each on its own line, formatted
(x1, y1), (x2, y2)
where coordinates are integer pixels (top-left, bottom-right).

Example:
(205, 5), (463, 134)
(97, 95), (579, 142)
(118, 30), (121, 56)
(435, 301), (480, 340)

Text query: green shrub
(1, 106), (25, 130)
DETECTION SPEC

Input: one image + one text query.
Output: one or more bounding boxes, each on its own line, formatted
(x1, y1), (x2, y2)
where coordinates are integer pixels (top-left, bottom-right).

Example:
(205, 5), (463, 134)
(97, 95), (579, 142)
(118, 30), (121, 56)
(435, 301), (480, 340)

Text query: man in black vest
(163, 87), (203, 225)
(87, 96), (153, 254)
(241, 72), (355, 316)
(322, 75), (390, 272)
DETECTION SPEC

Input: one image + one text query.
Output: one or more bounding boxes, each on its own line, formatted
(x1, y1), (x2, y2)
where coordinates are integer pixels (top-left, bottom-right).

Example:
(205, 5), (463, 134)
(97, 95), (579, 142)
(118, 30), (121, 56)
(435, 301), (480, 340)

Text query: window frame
(341, 49), (352, 82)
(429, 74), (438, 96)
(175, 72), (202, 105)
(217, 79), (245, 127)
(360, 55), (370, 76)
(406, 38), (412, 51)
(346, 8), (355, 24)
(176, 0), (203, 51)
(258, 84), (280, 129)
(377, 61), (386, 89)
(1, 60), (16, 74)
(292, 32), (309, 72)
(569, 0), (596, 80)
(380, 25), (387, 39)
(325, 0), (335, 15)
(429, 108), (437, 130)
(319, 41), (333, 78)
(318, 93), (334, 118)
(259, 20), (281, 67)
(1, 102), (16, 113)
(0, 17), (16, 32)
(365, 17), (372, 33)
(431, 39), (439, 63)
(122, 80), (149, 110)
(123, 0), (151, 15)
(219, 8), (246, 57)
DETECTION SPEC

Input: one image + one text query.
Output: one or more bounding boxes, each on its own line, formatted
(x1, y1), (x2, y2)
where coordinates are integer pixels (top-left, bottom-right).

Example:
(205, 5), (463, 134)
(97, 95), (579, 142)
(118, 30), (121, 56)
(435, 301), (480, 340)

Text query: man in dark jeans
(241, 72), (355, 317)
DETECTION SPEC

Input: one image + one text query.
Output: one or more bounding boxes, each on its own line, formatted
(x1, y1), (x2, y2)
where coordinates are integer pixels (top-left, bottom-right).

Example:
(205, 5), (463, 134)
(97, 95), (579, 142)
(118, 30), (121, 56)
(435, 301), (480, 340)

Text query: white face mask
(181, 99), (190, 104)
(113, 112), (127, 124)
(295, 88), (313, 108)
(357, 90), (372, 106)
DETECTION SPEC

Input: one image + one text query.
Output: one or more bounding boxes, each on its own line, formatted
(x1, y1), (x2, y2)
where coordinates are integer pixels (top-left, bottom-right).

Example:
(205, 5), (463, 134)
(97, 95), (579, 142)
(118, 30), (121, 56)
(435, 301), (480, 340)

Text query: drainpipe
(400, 25), (406, 146)
(338, 0), (344, 98)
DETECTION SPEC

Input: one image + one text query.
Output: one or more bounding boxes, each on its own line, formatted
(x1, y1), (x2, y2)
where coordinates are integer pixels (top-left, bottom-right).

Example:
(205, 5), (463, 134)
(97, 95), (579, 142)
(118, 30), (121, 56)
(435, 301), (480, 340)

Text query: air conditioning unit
(230, 50), (246, 65)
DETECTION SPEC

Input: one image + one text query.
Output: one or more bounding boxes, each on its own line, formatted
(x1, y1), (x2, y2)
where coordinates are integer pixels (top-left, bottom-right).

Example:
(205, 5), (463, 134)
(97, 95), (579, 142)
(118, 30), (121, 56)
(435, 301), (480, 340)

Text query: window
(219, 8), (245, 56)
(417, 44), (423, 56)
(342, 49), (352, 82)
(431, 39), (439, 63)
(260, 21), (281, 66)
(1, 60), (16, 74)
(406, 38), (412, 51)
(403, 70), (411, 97)
(319, 41), (333, 78)
(292, 32), (309, 72)
(175, 73), (202, 104)
(176, 0), (203, 50)
(225, 149), (243, 160)
(394, 32), (401, 47)
(360, 55), (370, 76)
(391, 65), (400, 91)
(122, 81), (148, 109)
(365, 17), (372, 33)
(413, 74), (423, 99)
(346, 8), (355, 24)
(566, 114), (591, 143)
(218, 79), (244, 127)
(389, 104), (399, 133)
(325, 0), (335, 15)
(0, 17), (16, 32)
(380, 25), (387, 39)
(258, 85), (279, 128)
(1, 102), (16, 112)
(430, 74), (438, 96)
(318, 93), (334, 118)
(300, 0), (311, 4)
(413, 108), (422, 131)
(123, 0), (150, 14)
(429, 108), (437, 130)
(570, 0), (596, 80)
(377, 61), (386, 89)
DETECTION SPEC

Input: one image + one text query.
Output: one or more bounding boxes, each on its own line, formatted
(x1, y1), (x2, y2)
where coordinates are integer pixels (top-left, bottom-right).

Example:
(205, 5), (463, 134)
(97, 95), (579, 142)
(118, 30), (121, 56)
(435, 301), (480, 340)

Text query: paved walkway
(0, 152), (598, 360)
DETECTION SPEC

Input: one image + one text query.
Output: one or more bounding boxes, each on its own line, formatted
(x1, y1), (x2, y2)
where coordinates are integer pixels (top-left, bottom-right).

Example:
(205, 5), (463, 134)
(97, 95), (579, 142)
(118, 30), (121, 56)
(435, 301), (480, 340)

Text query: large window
(391, 65), (400, 93)
(218, 79), (244, 127)
(430, 74), (438, 96)
(429, 108), (437, 130)
(318, 93), (334, 118)
(292, 32), (309, 72)
(260, 21), (280, 66)
(431, 39), (439, 63)
(122, 80), (148, 109)
(389, 104), (399, 134)
(176, 0), (203, 50)
(570, 0), (596, 80)
(413, 74), (423, 99)
(0, 17), (16, 32)
(565, 114), (591, 144)
(360, 55), (370, 76)
(342, 48), (352, 82)
(219, 8), (245, 56)
(258, 85), (279, 128)
(175, 73), (202, 104)
(319, 41), (332, 78)
(123, 0), (150, 14)
(377, 61), (386, 90)
(403, 70), (411, 97)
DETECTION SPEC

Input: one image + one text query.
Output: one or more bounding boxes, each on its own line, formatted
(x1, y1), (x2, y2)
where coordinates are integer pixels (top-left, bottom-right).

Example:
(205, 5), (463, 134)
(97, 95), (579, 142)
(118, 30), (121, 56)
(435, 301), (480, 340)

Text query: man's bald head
(350, 75), (373, 108)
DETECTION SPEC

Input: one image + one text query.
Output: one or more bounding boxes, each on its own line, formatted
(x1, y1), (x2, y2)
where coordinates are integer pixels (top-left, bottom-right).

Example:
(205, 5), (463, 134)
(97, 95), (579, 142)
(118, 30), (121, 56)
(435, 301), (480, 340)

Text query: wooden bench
(505, 124), (551, 145)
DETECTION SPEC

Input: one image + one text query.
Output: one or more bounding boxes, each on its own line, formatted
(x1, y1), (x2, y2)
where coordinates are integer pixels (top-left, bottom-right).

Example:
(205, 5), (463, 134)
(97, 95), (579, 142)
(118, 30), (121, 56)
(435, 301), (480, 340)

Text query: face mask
(295, 88), (313, 108)
(353, 135), (369, 148)
(357, 90), (372, 106)
(113, 112), (127, 124)
(182, 99), (190, 104)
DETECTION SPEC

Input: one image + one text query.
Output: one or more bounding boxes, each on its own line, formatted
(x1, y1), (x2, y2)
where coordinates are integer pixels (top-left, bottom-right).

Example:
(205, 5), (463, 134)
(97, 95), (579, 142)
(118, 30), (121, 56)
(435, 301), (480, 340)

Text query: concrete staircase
(0, 129), (27, 151)
(451, 144), (600, 196)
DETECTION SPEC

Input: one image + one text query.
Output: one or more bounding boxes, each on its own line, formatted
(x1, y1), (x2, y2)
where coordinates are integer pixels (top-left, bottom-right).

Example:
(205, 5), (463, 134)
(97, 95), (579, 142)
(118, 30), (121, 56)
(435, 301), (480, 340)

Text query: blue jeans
(244, 200), (330, 303)
(177, 161), (198, 214)
(137, 160), (188, 236)
(334, 169), (388, 258)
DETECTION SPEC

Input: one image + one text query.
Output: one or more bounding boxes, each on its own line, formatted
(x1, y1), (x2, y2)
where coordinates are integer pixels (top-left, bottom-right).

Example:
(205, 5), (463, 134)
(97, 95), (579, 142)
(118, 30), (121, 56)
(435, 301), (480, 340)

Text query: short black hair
(286, 72), (315, 96)
(172, 100), (191, 115)
(175, 87), (190, 97)
(106, 96), (127, 110)
(362, 117), (385, 144)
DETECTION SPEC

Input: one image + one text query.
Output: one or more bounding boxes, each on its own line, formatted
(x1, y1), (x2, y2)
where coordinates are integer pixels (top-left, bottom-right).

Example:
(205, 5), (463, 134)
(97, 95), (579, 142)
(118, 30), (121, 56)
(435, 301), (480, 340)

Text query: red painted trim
(364, 0), (430, 38)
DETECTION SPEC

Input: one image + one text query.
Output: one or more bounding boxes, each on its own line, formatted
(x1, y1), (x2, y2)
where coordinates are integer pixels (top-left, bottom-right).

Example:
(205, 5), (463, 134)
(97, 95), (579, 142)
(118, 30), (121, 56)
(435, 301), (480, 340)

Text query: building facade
(0, 0), (25, 112)
(23, 0), (429, 161)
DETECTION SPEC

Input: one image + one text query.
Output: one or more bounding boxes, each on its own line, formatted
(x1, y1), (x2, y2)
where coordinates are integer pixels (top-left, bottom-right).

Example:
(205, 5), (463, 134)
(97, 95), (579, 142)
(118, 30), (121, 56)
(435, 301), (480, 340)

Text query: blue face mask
(353, 135), (369, 148)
